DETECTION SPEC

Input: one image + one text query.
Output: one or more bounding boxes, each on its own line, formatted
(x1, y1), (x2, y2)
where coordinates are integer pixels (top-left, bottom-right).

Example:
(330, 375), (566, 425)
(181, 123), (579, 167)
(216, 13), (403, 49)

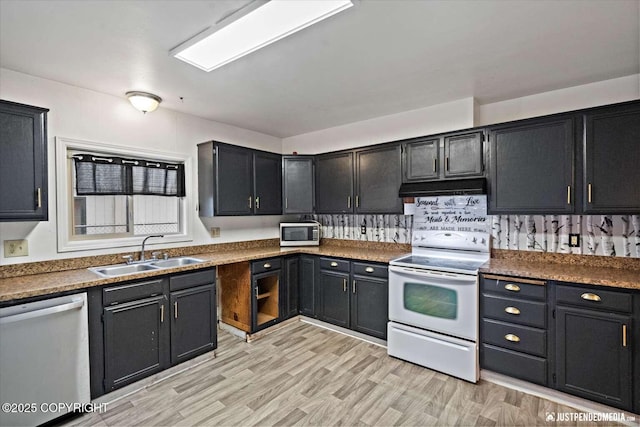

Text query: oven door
(388, 265), (478, 341)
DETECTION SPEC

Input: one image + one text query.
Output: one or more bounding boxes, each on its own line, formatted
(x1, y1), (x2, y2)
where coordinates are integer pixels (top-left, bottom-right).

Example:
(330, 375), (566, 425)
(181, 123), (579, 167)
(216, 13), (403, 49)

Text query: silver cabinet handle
(581, 292), (601, 302)
(330, 261), (338, 267)
(504, 284), (520, 292)
(263, 263), (271, 269)
(347, 196), (351, 209)
(588, 183), (593, 203)
(353, 280), (356, 294)
(248, 196), (252, 209)
(433, 158), (437, 173)
(285, 197), (288, 209)
(365, 267), (374, 273)
(567, 185), (571, 205)
(505, 334), (520, 343)
(343, 279), (347, 292)
(445, 156), (450, 172)
(255, 287), (259, 299)
(256, 197), (260, 210)
(160, 304), (164, 323)
(504, 306), (520, 315)
(36, 187), (42, 208)
(174, 302), (178, 319)
(355, 195), (359, 208)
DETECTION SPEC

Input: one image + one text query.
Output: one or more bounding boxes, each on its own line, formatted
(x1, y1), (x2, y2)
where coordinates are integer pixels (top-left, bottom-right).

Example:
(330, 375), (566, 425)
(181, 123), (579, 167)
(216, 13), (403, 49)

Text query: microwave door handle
(389, 266), (475, 282)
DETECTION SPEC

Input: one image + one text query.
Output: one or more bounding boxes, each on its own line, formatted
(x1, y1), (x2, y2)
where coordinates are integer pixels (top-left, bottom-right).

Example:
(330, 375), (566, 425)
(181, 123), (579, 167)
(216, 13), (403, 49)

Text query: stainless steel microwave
(280, 222), (320, 246)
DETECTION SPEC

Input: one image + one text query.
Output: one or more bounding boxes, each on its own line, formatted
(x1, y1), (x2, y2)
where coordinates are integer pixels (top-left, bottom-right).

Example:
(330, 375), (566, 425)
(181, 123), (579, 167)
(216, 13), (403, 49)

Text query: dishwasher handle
(0, 297), (85, 325)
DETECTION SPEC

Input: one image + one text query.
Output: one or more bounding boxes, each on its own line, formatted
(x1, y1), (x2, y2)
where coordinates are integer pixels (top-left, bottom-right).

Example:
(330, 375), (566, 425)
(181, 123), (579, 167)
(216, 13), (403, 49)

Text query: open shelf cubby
(256, 274), (279, 326)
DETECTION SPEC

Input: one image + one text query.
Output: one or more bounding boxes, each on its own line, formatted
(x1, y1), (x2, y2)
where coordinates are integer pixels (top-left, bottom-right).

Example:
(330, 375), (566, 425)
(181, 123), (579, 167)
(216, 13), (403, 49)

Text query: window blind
(73, 154), (185, 197)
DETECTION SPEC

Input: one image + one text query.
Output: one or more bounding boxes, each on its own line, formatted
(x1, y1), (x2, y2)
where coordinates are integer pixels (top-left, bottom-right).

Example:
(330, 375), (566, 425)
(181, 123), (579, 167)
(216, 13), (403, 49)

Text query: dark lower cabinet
(318, 258), (388, 339)
(282, 257), (299, 319)
(0, 100), (49, 221)
(103, 295), (168, 392)
(299, 256), (318, 317)
(319, 270), (350, 328)
(90, 268), (217, 398)
(170, 284), (216, 365)
(251, 259), (282, 333)
(555, 306), (632, 410)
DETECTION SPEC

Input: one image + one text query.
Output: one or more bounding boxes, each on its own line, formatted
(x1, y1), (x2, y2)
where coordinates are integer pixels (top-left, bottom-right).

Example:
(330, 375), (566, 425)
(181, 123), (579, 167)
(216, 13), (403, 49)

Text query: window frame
(56, 137), (193, 253)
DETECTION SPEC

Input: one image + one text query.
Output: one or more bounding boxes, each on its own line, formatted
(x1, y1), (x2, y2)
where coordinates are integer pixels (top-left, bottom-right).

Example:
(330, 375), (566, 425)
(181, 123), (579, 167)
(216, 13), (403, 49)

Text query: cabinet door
(283, 157), (314, 214)
(556, 306), (632, 410)
(351, 274), (388, 339)
(584, 105), (640, 213)
(103, 295), (168, 391)
(488, 118), (574, 214)
(282, 257), (299, 319)
(170, 284), (216, 365)
(402, 138), (439, 182)
(355, 144), (402, 214)
(215, 143), (253, 215)
(252, 270), (281, 333)
(315, 151), (354, 214)
(254, 151), (282, 215)
(443, 131), (483, 178)
(299, 256), (317, 317)
(319, 270), (350, 328)
(0, 101), (48, 221)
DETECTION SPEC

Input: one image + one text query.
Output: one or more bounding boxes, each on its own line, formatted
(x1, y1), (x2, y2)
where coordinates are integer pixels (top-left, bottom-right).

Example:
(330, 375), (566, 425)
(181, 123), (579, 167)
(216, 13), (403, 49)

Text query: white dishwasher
(0, 293), (90, 426)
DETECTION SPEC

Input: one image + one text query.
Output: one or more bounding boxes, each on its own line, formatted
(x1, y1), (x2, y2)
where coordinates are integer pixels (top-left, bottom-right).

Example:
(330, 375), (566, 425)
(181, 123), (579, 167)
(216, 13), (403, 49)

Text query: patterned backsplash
(302, 211), (640, 258)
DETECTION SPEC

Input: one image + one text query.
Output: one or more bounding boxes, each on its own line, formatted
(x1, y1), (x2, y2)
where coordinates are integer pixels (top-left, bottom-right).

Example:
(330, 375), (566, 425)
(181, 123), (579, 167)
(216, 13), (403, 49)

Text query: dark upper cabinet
(402, 137), (439, 182)
(443, 131), (484, 178)
(583, 104), (640, 213)
(351, 271), (388, 340)
(103, 295), (169, 392)
(170, 284), (216, 365)
(253, 151), (282, 215)
(488, 117), (575, 214)
(355, 144), (402, 214)
(556, 306), (632, 410)
(315, 151), (354, 214)
(282, 156), (314, 214)
(198, 141), (282, 216)
(319, 269), (350, 328)
(299, 255), (318, 318)
(282, 257), (299, 319)
(0, 100), (49, 221)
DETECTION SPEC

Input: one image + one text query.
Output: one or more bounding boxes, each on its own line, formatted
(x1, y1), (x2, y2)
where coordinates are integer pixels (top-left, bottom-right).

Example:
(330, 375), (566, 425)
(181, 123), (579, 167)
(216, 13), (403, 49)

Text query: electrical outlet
(361, 225), (366, 235)
(4, 239), (29, 257)
(210, 227), (221, 238)
(569, 233), (580, 247)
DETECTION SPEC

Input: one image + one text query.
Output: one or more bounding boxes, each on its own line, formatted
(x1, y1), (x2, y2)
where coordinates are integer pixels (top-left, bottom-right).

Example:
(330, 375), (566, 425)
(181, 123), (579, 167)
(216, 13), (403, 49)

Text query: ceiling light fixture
(170, 0), (354, 72)
(126, 91), (162, 113)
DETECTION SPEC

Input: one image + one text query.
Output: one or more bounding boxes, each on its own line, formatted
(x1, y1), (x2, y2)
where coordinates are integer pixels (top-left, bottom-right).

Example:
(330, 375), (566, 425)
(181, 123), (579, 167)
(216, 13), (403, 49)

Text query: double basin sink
(89, 257), (204, 278)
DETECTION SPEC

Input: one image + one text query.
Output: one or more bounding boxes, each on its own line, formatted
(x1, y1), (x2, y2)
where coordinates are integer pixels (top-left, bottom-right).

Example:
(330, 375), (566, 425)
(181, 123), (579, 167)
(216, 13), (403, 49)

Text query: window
(56, 137), (192, 252)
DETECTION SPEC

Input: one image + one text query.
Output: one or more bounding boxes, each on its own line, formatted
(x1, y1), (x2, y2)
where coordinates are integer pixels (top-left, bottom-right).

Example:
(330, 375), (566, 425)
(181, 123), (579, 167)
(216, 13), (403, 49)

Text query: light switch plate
(4, 239), (29, 257)
(210, 227), (221, 238)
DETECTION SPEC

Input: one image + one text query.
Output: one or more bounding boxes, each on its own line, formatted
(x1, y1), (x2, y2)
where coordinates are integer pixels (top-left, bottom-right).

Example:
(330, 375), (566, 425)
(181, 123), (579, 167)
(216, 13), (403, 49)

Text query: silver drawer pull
(504, 284), (520, 292)
(365, 267), (374, 273)
(263, 263), (271, 269)
(330, 262), (338, 267)
(505, 334), (520, 343)
(581, 292), (601, 302)
(504, 306), (521, 315)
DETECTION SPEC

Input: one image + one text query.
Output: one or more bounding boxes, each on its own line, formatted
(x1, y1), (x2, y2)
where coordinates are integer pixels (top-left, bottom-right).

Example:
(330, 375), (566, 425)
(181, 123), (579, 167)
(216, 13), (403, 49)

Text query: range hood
(398, 178), (487, 197)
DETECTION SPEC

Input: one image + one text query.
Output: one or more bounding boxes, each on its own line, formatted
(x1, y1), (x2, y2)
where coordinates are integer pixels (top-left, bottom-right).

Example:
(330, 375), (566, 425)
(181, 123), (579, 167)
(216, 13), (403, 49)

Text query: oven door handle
(389, 265), (476, 282)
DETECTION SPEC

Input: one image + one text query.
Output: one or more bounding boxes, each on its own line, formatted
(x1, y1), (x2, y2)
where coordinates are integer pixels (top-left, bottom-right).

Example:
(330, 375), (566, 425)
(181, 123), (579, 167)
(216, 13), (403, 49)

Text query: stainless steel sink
(89, 263), (161, 278)
(89, 257), (204, 278)
(149, 257), (204, 268)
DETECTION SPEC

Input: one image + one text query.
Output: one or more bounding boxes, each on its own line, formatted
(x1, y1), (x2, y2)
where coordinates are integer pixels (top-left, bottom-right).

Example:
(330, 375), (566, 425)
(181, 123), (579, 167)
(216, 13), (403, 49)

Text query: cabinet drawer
(482, 319), (546, 357)
(320, 257), (350, 273)
(481, 344), (547, 386)
(252, 258), (282, 274)
(482, 294), (546, 328)
(556, 284), (632, 313)
(170, 268), (215, 292)
(481, 275), (546, 300)
(352, 262), (387, 278)
(103, 279), (164, 305)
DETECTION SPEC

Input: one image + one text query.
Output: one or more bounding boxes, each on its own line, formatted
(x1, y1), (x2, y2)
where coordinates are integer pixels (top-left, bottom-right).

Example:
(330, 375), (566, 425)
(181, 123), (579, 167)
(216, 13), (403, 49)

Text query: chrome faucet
(140, 235), (164, 262)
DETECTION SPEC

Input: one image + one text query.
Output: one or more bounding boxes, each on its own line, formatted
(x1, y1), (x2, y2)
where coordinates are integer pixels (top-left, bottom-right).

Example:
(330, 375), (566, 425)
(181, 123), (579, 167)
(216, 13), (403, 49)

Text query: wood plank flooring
(65, 321), (620, 426)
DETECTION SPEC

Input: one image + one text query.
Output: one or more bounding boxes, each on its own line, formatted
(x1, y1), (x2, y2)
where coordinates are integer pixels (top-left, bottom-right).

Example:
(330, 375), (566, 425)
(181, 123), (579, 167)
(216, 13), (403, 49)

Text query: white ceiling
(1, 0), (638, 138)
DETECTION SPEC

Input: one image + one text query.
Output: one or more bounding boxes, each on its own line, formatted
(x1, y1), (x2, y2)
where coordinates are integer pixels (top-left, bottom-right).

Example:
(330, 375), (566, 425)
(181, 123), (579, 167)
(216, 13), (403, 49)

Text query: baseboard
(300, 316), (387, 347)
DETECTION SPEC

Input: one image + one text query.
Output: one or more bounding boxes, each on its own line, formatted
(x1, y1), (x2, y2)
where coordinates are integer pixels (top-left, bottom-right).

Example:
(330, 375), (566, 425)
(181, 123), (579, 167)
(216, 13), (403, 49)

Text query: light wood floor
(66, 321), (615, 426)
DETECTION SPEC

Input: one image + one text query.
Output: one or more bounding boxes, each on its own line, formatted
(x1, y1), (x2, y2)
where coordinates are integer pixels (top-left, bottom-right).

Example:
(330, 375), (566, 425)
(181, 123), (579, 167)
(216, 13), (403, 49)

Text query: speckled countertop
(480, 250), (640, 290)
(0, 239), (410, 303)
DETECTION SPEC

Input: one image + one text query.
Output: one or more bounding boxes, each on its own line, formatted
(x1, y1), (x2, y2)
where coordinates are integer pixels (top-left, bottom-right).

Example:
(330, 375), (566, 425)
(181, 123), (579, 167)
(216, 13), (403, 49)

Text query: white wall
(0, 68), (284, 264)
(282, 98), (476, 154)
(477, 74), (640, 125)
